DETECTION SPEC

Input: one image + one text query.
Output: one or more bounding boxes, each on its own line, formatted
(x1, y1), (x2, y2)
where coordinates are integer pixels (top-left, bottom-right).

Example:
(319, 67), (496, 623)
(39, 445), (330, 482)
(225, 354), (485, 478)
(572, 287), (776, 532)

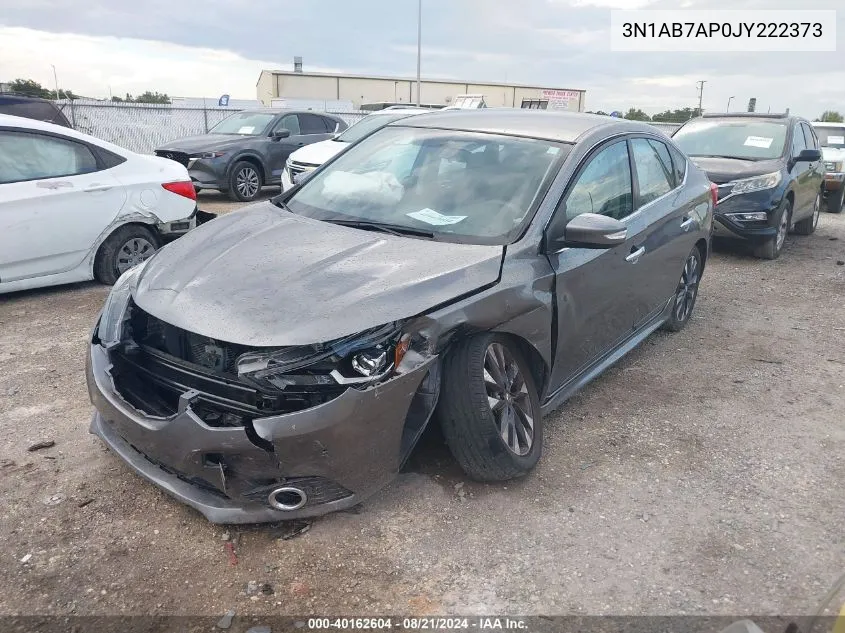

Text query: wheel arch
(91, 219), (160, 277)
(228, 153), (266, 185)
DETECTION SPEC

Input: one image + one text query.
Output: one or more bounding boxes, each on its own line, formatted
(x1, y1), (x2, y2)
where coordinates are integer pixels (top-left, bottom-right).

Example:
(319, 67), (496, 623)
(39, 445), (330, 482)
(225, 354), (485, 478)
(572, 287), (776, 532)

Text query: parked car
(280, 108), (428, 191)
(673, 113), (823, 259)
(0, 93), (72, 128)
(811, 121), (845, 213)
(0, 114), (206, 294)
(155, 109), (347, 202)
(86, 109), (713, 524)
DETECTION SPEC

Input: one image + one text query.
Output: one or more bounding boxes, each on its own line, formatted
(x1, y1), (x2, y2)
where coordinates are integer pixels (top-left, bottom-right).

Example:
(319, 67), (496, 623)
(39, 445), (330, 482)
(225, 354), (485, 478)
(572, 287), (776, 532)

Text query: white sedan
(0, 114), (206, 294)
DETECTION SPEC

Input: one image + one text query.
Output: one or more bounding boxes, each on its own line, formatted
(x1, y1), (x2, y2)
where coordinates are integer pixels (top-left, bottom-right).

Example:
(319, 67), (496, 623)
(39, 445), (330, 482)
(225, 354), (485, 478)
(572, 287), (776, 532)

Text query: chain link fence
(54, 100), (367, 154)
(53, 99), (681, 154)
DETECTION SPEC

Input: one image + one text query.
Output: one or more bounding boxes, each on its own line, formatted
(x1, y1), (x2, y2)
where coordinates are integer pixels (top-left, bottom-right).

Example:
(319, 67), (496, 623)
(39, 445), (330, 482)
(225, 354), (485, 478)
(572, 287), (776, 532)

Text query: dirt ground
(1, 190), (844, 620)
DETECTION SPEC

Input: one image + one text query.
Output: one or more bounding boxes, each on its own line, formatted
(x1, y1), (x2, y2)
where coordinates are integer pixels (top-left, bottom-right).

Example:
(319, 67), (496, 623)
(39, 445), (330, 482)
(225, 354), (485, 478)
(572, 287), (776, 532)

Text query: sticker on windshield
(237, 126), (255, 134)
(827, 135), (845, 145)
(744, 136), (774, 149)
(407, 208), (467, 225)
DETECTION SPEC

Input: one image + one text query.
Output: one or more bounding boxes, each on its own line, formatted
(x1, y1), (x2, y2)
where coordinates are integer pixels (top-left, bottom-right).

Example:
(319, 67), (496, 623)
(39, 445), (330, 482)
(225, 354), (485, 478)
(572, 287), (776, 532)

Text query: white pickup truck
(812, 121), (845, 213)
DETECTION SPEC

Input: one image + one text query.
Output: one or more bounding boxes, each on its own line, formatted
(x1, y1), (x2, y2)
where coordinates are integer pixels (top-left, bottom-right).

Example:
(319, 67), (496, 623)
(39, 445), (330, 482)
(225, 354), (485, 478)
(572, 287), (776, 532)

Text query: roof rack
(701, 112), (789, 119)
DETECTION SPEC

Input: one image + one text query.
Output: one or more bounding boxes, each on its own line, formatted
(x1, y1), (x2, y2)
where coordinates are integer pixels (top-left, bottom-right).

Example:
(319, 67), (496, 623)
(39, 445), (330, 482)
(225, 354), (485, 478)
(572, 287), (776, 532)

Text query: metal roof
(260, 70), (585, 93)
(389, 109), (655, 143)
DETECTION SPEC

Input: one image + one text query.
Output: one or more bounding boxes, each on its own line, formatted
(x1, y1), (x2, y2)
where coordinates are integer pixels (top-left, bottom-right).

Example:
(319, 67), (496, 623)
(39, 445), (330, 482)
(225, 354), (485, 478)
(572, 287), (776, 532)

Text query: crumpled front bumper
(86, 343), (436, 524)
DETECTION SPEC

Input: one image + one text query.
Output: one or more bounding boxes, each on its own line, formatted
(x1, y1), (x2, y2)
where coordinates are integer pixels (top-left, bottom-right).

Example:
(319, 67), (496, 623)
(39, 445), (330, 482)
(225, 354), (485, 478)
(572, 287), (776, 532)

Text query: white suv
(281, 108), (428, 191)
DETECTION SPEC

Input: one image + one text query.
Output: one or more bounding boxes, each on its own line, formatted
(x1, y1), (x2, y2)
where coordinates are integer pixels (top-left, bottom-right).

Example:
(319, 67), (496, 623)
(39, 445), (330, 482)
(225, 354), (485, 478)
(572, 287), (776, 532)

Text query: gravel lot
(1, 192), (843, 620)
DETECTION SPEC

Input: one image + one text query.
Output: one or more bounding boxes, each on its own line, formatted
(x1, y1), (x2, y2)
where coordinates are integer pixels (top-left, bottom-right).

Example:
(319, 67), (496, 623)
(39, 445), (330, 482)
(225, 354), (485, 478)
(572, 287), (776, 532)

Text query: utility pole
(696, 80), (706, 116)
(416, 0), (422, 106)
(51, 64), (59, 100)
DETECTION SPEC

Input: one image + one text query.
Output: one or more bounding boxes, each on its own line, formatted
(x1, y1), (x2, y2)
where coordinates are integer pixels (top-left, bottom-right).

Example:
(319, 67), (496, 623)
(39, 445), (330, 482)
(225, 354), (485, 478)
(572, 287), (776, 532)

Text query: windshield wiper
(689, 154), (758, 160)
(324, 218), (435, 239)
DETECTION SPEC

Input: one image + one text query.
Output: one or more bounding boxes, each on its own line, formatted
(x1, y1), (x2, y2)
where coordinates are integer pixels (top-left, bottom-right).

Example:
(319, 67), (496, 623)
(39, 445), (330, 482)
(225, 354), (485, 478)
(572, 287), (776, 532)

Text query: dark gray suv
(88, 110), (713, 523)
(155, 109), (347, 201)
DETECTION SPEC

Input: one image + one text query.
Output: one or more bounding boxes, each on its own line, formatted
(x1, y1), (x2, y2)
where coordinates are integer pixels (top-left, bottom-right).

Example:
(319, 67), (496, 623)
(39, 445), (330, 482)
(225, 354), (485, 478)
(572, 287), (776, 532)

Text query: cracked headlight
(236, 322), (409, 390)
(729, 171), (782, 195)
(97, 262), (147, 346)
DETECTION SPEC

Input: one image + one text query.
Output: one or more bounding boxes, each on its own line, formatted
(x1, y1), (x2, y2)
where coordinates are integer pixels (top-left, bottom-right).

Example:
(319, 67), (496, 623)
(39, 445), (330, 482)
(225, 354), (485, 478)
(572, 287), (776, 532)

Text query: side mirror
(551, 213), (628, 250)
(795, 148), (821, 162)
(271, 129), (291, 140)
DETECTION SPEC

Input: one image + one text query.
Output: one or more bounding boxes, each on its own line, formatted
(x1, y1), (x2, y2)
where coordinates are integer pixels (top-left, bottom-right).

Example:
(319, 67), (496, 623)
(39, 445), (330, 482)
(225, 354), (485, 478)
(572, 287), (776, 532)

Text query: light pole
(51, 64), (59, 100)
(695, 80), (706, 116)
(416, 0), (421, 107)
(726, 96), (735, 112)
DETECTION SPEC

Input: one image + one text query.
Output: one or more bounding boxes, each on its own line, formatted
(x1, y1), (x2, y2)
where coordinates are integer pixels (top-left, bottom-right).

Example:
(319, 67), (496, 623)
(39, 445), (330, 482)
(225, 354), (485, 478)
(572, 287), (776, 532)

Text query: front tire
(827, 188), (844, 214)
(753, 199), (791, 260)
(228, 161), (262, 202)
(793, 193), (820, 235)
(94, 225), (159, 285)
(438, 334), (542, 481)
(663, 246), (703, 332)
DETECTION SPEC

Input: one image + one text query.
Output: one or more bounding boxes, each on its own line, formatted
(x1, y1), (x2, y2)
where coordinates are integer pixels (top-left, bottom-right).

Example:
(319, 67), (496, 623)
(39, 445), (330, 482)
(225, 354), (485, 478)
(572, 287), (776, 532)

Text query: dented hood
(133, 202), (504, 346)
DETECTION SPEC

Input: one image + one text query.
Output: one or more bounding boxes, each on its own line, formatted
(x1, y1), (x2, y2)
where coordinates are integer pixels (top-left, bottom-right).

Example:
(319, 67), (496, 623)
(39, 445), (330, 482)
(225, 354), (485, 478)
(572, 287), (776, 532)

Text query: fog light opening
(268, 486), (308, 511)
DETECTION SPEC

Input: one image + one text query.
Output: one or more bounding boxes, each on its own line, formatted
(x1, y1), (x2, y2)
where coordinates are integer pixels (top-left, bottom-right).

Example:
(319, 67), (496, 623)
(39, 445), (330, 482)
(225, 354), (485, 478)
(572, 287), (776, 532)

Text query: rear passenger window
(631, 138), (673, 206)
(300, 113), (328, 135)
(669, 145), (687, 185)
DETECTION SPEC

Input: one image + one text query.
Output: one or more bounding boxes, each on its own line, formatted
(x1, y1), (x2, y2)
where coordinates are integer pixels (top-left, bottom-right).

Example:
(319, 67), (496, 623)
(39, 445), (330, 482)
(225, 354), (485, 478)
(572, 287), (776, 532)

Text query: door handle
(680, 216), (695, 230)
(84, 183), (113, 192)
(625, 246), (646, 263)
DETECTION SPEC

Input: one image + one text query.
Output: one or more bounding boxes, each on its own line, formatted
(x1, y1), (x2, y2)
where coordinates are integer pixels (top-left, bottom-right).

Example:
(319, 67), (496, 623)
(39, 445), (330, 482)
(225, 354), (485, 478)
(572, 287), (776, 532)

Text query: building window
(521, 99), (549, 110)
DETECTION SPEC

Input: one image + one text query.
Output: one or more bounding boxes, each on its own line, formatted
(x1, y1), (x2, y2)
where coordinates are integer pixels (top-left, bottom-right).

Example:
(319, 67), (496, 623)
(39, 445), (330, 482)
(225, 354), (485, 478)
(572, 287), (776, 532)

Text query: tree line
(588, 106), (844, 124)
(4, 78), (171, 104)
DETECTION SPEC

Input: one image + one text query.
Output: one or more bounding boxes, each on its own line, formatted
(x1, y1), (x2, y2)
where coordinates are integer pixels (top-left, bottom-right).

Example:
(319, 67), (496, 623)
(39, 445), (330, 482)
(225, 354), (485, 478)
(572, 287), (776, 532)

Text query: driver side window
(561, 140), (633, 222)
(791, 123), (807, 157)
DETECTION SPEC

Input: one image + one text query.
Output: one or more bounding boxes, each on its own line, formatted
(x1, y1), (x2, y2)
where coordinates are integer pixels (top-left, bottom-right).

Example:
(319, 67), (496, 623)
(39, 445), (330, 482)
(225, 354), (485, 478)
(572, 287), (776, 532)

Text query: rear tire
(94, 225), (159, 285)
(227, 161), (262, 202)
(827, 188), (844, 214)
(662, 246), (703, 332)
(753, 199), (791, 260)
(793, 193), (820, 235)
(438, 333), (543, 482)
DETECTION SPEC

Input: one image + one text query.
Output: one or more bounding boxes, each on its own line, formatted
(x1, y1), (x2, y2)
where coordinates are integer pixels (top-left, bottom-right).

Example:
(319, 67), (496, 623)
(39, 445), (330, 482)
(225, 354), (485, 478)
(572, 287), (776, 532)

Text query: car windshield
(335, 113), (418, 143)
(284, 126), (569, 245)
(673, 119), (787, 160)
(816, 127), (845, 149)
(209, 112), (275, 135)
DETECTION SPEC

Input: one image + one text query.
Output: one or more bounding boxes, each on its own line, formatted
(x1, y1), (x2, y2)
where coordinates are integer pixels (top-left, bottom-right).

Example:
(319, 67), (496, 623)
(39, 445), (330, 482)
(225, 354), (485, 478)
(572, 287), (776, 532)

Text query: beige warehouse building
(256, 69), (586, 111)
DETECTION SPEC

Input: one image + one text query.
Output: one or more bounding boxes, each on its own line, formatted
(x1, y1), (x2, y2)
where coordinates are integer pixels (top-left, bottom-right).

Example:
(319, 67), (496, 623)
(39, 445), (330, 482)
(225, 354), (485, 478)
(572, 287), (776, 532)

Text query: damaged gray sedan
(86, 110), (714, 524)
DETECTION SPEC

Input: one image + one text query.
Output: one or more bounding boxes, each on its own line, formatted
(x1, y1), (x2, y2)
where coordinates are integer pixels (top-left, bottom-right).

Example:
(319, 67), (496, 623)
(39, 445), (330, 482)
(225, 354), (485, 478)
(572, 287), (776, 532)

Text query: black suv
(673, 113), (823, 259)
(0, 94), (72, 128)
(155, 109), (347, 202)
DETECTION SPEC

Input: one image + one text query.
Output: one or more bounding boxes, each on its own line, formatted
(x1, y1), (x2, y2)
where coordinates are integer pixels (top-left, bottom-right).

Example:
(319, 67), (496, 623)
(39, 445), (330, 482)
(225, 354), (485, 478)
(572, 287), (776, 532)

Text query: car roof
(239, 108), (343, 118)
(811, 121), (845, 128)
(0, 113), (130, 154)
(389, 108), (657, 143)
(694, 113), (804, 125)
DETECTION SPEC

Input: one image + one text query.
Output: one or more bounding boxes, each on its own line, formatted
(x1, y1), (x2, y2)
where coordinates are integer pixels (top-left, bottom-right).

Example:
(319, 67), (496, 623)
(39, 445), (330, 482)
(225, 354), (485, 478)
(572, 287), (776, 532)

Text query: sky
(0, 0), (843, 119)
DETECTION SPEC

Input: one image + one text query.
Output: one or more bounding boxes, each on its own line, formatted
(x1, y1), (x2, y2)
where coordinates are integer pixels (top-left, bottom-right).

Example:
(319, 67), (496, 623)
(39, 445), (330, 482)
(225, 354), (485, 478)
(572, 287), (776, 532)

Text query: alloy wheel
(236, 167), (260, 199)
(483, 342), (534, 456)
(674, 253), (700, 323)
(776, 208), (789, 251)
(116, 237), (155, 275)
